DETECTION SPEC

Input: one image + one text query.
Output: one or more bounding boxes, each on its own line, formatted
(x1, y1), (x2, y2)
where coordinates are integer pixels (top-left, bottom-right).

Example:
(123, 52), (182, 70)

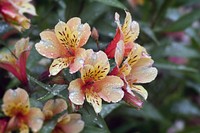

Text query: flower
(1, 88), (44, 132)
(68, 50), (124, 113)
(127, 0), (144, 8)
(105, 11), (139, 58)
(0, 0), (37, 31)
(0, 118), (8, 133)
(35, 18), (91, 76)
(0, 38), (31, 86)
(43, 99), (84, 133)
(111, 41), (157, 108)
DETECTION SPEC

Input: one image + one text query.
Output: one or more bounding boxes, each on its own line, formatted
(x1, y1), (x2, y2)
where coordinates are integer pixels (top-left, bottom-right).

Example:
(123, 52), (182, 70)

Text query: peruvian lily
(35, 17), (91, 76)
(0, 118), (8, 133)
(105, 11), (139, 58)
(43, 99), (84, 133)
(68, 50), (124, 113)
(1, 88), (44, 133)
(0, 0), (37, 31)
(111, 41), (158, 108)
(0, 38), (31, 86)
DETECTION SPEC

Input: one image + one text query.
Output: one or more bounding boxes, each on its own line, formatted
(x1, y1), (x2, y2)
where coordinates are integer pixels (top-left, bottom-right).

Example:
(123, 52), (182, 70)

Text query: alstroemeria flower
(0, 118), (8, 133)
(0, 0), (37, 31)
(0, 38), (31, 86)
(105, 11), (139, 58)
(43, 99), (84, 133)
(1, 88), (44, 133)
(68, 50), (124, 113)
(35, 18), (91, 76)
(111, 41), (157, 108)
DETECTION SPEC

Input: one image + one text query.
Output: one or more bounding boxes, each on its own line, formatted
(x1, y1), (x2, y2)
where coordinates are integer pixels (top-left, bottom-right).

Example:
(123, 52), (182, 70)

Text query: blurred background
(1, 0), (200, 132)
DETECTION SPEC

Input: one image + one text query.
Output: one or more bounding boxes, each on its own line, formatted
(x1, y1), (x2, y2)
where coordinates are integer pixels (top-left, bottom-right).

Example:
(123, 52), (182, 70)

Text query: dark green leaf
(100, 103), (121, 118)
(89, 0), (126, 9)
(163, 10), (200, 32)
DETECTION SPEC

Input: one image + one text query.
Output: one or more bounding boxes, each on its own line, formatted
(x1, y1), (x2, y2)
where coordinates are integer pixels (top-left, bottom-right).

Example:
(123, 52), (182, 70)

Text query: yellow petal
(18, 2), (37, 16)
(2, 88), (30, 117)
(68, 79), (85, 105)
(27, 108), (44, 133)
(43, 99), (68, 119)
(96, 76), (124, 102)
(86, 89), (102, 113)
(80, 64), (94, 83)
(131, 85), (148, 100)
(19, 123), (29, 133)
(35, 30), (66, 58)
(49, 58), (71, 76)
(55, 21), (78, 49)
(66, 17), (91, 47)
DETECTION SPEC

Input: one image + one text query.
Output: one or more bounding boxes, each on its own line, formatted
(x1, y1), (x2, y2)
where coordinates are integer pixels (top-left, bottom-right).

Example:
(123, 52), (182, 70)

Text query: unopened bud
(91, 27), (99, 41)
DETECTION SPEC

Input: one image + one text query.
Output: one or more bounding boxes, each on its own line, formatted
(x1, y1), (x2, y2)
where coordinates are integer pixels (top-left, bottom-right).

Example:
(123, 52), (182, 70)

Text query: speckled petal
(49, 58), (70, 76)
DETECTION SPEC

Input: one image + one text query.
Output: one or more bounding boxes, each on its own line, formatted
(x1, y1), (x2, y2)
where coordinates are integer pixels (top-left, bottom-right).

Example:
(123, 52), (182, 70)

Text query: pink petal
(95, 76), (124, 103)
(68, 79), (85, 105)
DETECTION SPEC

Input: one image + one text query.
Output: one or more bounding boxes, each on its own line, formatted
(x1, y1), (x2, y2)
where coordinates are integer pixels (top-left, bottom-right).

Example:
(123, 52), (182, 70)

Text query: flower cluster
(0, 0), (37, 31)
(36, 11), (158, 113)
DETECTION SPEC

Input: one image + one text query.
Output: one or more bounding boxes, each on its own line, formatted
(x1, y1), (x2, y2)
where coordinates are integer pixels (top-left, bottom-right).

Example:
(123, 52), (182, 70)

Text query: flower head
(105, 11), (139, 58)
(0, 0), (37, 31)
(111, 41), (158, 108)
(43, 99), (84, 133)
(0, 38), (31, 86)
(35, 18), (91, 76)
(1, 88), (44, 132)
(68, 50), (124, 113)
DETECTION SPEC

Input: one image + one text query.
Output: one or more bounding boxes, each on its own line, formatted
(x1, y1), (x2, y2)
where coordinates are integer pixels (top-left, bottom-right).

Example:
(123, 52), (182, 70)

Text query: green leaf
(0, 21), (15, 39)
(39, 110), (67, 133)
(140, 22), (160, 45)
(80, 2), (110, 24)
(100, 103), (121, 118)
(79, 103), (110, 133)
(163, 10), (200, 32)
(155, 63), (198, 73)
(164, 42), (200, 58)
(171, 99), (200, 116)
(89, 0), (126, 9)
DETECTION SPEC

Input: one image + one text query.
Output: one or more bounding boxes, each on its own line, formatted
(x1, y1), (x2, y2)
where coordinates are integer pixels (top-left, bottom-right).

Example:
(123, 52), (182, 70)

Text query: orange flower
(35, 18), (91, 76)
(43, 99), (84, 133)
(111, 41), (158, 108)
(68, 50), (124, 113)
(0, 0), (37, 31)
(1, 88), (44, 133)
(0, 38), (31, 86)
(105, 11), (139, 58)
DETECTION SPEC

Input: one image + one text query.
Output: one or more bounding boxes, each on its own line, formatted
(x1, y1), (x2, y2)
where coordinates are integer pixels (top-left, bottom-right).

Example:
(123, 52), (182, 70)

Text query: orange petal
(68, 79), (85, 105)
(95, 76), (124, 102)
(60, 114), (84, 133)
(49, 58), (71, 76)
(2, 88), (30, 117)
(86, 89), (102, 113)
(131, 85), (148, 100)
(35, 30), (65, 58)
(69, 48), (87, 74)
(43, 99), (68, 119)
(27, 108), (44, 133)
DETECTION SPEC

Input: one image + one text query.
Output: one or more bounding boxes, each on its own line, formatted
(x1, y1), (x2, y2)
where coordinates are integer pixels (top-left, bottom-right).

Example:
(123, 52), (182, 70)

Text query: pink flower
(1, 88), (44, 132)
(0, 0), (37, 31)
(105, 11), (139, 58)
(35, 18), (91, 76)
(43, 99), (84, 133)
(68, 50), (124, 113)
(111, 41), (157, 108)
(0, 38), (31, 86)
